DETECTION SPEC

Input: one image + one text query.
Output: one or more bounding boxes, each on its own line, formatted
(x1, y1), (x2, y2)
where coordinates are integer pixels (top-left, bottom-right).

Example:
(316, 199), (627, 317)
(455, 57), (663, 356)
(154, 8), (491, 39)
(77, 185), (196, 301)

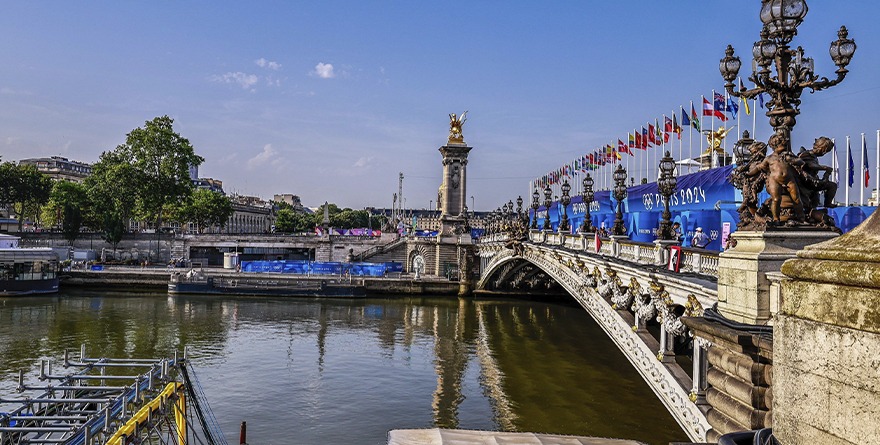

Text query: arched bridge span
(475, 232), (720, 442)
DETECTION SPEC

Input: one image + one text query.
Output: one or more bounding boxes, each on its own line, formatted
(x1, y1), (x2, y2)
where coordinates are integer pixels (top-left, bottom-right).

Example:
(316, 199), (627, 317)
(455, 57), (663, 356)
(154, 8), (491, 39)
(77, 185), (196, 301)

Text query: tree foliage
(274, 208), (315, 233)
(173, 189), (234, 233)
(0, 162), (52, 230)
(114, 116), (203, 227)
(42, 180), (91, 242)
(85, 151), (140, 246)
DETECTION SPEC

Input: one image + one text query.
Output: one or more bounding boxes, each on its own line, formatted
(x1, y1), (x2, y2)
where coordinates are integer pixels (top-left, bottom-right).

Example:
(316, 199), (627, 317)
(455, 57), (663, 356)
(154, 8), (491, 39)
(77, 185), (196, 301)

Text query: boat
(168, 269), (367, 298)
(0, 234), (60, 296)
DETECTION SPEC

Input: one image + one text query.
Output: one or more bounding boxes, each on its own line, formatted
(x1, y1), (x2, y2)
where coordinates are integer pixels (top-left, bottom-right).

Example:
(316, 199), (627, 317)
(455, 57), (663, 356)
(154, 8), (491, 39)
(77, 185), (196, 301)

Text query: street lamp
(733, 130), (756, 165)
(559, 180), (571, 233)
(530, 189), (540, 230)
(612, 164), (628, 236)
(516, 196), (523, 222)
(580, 173), (594, 233)
(542, 185), (552, 231)
(657, 151), (678, 241)
(720, 0), (855, 149)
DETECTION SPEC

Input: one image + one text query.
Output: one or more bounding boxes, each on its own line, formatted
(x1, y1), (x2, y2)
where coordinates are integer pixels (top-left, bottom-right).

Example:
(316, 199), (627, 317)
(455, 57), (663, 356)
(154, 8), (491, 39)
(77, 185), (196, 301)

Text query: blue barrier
(240, 260), (399, 276)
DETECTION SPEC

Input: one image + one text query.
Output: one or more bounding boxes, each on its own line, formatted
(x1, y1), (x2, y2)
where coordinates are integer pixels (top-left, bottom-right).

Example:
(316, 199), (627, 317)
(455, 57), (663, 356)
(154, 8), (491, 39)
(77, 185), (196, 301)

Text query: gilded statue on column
(448, 111), (468, 144)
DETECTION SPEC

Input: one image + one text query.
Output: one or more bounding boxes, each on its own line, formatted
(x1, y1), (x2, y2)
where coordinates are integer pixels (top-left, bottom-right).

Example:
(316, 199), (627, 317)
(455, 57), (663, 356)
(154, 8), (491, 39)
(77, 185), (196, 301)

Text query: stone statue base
(717, 230), (837, 324)
(773, 209), (880, 445)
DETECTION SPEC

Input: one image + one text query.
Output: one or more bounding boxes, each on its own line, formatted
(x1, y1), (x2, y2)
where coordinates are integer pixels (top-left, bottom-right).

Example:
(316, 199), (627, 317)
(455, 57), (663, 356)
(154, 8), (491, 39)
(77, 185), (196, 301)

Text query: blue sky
(2, 1), (879, 210)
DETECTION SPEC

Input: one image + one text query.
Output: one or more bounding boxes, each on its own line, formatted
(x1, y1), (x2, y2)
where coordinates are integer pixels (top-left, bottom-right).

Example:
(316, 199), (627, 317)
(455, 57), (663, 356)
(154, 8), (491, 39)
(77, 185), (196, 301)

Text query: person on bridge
(692, 227), (710, 249)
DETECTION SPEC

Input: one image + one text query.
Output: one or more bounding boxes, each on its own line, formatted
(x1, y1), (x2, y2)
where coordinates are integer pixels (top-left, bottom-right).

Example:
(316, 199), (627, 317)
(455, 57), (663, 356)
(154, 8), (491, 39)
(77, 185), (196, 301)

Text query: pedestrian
(672, 222), (682, 242)
(692, 227), (710, 249)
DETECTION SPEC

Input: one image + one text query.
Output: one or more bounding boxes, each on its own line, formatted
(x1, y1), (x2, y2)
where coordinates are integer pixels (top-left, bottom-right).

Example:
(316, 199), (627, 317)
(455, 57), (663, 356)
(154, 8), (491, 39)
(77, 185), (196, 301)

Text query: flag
(712, 92), (731, 121)
(648, 123), (657, 145)
(658, 118), (668, 143)
(738, 78), (751, 115)
(864, 137), (871, 188)
(672, 114), (682, 139)
(727, 97), (739, 119)
(681, 107), (691, 128)
(628, 133), (636, 148)
(848, 139), (855, 187)
(641, 127), (649, 148)
(703, 97), (726, 121)
(690, 104), (702, 131)
(618, 139), (633, 155)
(758, 93), (766, 109)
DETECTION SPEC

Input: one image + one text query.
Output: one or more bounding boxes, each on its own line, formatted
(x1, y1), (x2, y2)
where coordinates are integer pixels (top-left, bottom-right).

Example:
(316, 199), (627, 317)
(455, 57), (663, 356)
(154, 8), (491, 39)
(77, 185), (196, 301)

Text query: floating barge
(168, 269), (367, 298)
(0, 234), (59, 296)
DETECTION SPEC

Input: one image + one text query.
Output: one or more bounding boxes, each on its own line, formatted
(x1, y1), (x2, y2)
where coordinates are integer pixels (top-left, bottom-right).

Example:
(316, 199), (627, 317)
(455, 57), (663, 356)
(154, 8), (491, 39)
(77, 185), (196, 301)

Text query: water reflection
(0, 290), (687, 445)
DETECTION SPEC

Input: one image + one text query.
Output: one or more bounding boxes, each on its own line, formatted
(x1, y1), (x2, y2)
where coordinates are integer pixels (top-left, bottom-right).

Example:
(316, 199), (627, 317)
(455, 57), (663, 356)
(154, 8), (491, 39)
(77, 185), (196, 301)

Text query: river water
(0, 289), (688, 445)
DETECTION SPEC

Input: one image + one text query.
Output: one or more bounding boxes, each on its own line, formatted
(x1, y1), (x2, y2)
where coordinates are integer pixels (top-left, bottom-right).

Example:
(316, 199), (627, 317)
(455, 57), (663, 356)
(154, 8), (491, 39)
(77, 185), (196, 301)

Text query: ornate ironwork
(612, 164), (628, 236)
(542, 185), (552, 231)
(657, 151), (678, 240)
(530, 189), (540, 230)
(580, 173), (594, 233)
(559, 180), (571, 233)
(720, 0), (854, 229)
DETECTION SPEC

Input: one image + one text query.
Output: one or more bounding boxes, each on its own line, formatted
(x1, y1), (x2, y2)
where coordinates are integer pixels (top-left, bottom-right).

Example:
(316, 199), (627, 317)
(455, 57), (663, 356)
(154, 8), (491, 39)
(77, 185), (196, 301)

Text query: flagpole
(689, 101), (694, 173)
(732, 90), (739, 167)
(876, 129), (879, 203)
(831, 137), (838, 187)
(699, 98), (705, 167)
(860, 133), (866, 206)
(752, 98), (757, 139)
(845, 135), (851, 206)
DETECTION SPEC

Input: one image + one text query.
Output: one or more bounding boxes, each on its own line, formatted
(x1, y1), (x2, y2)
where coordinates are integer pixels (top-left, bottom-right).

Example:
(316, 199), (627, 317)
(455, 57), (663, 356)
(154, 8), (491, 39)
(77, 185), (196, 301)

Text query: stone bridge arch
(476, 241), (711, 441)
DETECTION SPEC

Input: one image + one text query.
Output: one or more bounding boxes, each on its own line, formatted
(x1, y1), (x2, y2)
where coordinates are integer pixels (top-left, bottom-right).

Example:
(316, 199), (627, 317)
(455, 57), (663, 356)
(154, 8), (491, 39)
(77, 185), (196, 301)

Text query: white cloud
(312, 63), (335, 79)
(353, 156), (373, 168)
(255, 58), (282, 70)
(211, 72), (259, 90)
(247, 144), (280, 170)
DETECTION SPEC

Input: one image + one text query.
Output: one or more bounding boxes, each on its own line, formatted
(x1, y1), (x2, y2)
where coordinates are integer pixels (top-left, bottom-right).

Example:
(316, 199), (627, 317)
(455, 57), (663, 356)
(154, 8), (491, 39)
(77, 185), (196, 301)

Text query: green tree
(85, 152), (140, 252)
(116, 116), (203, 231)
(174, 189), (234, 233)
(0, 163), (52, 231)
(42, 180), (92, 239)
(274, 208), (315, 233)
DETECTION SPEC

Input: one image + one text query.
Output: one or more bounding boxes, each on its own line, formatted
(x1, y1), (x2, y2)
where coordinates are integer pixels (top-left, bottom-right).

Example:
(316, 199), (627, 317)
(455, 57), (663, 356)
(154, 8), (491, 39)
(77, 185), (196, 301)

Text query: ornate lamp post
(720, 0), (855, 151)
(733, 130), (756, 165)
(558, 180), (571, 233)
(612, 164), (628, 236)
(530, 189), (540, 229)
(516, 196), (524, 225)
(580, 173), (594, 233)
(657, 151), (678, 240)
(542, 185), (552, 231)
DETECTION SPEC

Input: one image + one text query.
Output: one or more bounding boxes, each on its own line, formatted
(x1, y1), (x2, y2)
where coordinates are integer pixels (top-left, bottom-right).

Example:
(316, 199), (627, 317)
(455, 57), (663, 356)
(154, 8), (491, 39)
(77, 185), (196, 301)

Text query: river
(0, 289), (688, 445)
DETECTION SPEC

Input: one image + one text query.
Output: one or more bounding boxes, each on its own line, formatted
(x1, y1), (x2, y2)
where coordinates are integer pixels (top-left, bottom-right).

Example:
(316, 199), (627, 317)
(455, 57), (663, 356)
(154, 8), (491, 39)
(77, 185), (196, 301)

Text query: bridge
(475, 231), (719, 442)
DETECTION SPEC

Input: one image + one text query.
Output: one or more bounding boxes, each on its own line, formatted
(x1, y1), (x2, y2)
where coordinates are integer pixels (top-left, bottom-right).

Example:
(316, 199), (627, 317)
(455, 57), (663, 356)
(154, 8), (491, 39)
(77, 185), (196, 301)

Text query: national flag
(703, 97), (726, 121)
(848, 139), (855, 188)
(641, 127), (649, 148)
(738, 78), (751, 115)
(864, 137), (871, 188)
(657, 119), (668, 143)
(634, 131), (643, 149)
(672, 114), (683, 139)
(712, 92), (731, 121)
(758, 93), (766, 109)
(681, 107), (691, 128)
(727, 97), (739, 119)
(628, 133), (636, 148)
(690, 104), (702, 131)
(648, 123), (657, 145)
(618, 139), (632, 155)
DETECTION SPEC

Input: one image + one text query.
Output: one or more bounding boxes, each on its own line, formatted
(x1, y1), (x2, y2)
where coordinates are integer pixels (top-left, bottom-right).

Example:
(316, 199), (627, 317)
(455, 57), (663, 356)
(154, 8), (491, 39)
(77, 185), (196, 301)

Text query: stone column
(717, 230), (837, 324)
(438, 143), (472, 236)
(690, 336), (711, 406)
(774, 211), (880, 445)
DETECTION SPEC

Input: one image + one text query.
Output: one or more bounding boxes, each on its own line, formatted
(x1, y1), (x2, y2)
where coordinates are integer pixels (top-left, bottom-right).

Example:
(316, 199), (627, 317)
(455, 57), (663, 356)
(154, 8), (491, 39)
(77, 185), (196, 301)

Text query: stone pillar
(658, 324), (676, 363)
(653, 239), (679, 267)
(774, 211), (880, 445)
(717, 230), (837, 325)
(683, 316), (773, 442)
(438, 143), (472, 236)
